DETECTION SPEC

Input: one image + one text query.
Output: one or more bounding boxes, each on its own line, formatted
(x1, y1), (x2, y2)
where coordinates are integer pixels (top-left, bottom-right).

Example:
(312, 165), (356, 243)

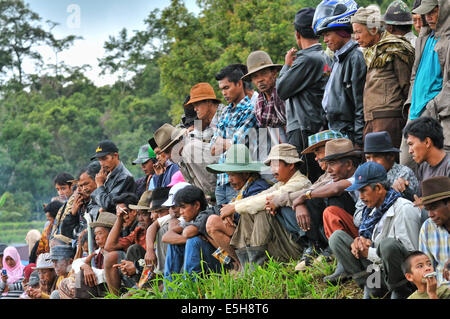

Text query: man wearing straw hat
(180, 82), (222, 198)
(224, 143), (311, 267)
(242, 50), (287, 155)
(418, 176), (450, 287)
(205, 144), (271, 271)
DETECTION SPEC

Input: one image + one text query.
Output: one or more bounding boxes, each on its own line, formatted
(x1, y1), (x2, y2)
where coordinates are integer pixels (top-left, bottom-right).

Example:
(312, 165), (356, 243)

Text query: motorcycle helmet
(313, 0), (359, 35)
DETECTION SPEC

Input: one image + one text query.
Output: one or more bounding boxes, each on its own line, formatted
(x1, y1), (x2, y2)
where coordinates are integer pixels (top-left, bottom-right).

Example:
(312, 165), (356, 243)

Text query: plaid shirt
(254, 89), (286, 128)
(419, 219), (450, 286)
(211, 96), (258, 186)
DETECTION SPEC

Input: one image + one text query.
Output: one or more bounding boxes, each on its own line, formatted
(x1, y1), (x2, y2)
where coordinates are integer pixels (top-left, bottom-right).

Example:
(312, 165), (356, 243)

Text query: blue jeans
(164, 236), (221, 283)
(215, 183), (237, 205)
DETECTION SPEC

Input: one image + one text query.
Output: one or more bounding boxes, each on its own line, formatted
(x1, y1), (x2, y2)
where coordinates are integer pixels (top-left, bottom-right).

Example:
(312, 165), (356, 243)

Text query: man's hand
(211, 137), (231, 156)
(284, 47), (297, 67)
(144, 248), (158, 268)
(351, 237), (371, 259)
(220, 204), (236, 219)
(265, 195), (278, 215)
(295, 205), (311, 231)
(113, 260), (137, 277)
(81, 253), (98, 287)
(72, 192), (85, 216)
(392, 177), (409, 193)
(292, 193), (308, 209)
(95, 168), (107, 187)
(27, 287), (42, 299)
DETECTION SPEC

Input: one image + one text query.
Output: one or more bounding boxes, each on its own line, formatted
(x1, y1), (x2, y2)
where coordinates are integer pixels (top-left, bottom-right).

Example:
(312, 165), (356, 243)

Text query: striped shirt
(419, 218), (450, 286)
(210, 96), (258, 186)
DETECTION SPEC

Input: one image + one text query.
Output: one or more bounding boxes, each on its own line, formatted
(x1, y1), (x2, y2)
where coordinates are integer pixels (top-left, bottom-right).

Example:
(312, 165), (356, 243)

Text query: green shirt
(408, 285), (450, 299)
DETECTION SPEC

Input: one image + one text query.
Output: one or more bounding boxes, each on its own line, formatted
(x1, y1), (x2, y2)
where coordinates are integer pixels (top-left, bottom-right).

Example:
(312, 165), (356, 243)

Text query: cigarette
(117, 206), (128, 214)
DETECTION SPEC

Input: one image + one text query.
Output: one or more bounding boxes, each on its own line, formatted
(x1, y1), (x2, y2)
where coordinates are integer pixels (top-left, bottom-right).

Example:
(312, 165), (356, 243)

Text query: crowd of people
(0, 0), (449, 299)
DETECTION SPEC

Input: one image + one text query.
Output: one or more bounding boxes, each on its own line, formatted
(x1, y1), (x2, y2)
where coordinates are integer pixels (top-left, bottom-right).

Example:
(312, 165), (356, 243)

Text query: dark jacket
(276, 44), (332, 133)
(61, 200), (100, 239)
(91, 162), (136, 213)
(324, 41), (366, 146)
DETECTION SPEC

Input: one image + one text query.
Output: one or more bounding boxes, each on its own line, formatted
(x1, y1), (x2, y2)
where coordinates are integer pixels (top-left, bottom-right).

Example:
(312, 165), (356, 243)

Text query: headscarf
(25, 229), (41, 255)
(2, 246), (25, 285)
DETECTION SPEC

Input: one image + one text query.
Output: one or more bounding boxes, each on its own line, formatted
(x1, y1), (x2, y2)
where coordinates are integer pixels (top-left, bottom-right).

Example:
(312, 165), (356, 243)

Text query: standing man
(276, 7), (332, 183)
(181, 82), (221, 198)
(242, 50), (286, 153)
(212, 64), (258, 205)
(401, 0), (449, 168)
(90, 140), (137, 215)
(351, 7), (414, 149)
(383, 0), (418, 47)
(313, 0), (366, 149)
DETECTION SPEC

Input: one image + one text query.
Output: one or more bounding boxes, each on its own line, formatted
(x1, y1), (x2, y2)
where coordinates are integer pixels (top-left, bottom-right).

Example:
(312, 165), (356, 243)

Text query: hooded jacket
(405, 0), (450, 150)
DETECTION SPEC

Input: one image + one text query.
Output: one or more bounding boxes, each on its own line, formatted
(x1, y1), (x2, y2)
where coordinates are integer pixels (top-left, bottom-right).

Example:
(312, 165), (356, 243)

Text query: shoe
(323, 262), (350, 284)
(295, 244), (318, 271)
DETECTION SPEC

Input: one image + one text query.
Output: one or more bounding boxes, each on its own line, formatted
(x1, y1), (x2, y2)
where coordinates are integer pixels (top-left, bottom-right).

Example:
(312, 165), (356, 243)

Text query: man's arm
(144, 221), (160, 266)
(104, 213), (125, 252)
(162, 219), (187, 245)
(293, 179), (351, 208)
(91, 175), (136, 211)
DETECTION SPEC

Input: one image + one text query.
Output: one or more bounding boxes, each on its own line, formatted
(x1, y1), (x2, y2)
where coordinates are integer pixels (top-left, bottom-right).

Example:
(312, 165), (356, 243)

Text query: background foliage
(0, 0), (415, 229)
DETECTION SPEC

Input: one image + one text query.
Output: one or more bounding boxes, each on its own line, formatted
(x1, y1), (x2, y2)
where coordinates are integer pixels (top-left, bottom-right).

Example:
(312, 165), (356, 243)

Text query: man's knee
(329, 229), (350, 252)
(206, 214), (222, 235)
(377, 237), (404, 259)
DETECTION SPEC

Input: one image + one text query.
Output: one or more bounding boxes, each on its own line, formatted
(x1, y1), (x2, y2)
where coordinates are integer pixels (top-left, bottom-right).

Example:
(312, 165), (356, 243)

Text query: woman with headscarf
(0, 246), (25, 299)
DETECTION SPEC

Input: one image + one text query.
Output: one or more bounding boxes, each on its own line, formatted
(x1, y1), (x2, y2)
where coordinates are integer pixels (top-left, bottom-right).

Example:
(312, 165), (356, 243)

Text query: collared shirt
(210, 96), (258, 186)
(254, 88), (286, 128)
(419, 219), (450, 286)
(322, 40), (357, 112)
(118, 226), (147, 251)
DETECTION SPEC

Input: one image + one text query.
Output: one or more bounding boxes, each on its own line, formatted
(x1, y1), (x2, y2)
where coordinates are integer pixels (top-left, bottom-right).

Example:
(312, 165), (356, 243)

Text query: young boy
(402, 251), (450, 299)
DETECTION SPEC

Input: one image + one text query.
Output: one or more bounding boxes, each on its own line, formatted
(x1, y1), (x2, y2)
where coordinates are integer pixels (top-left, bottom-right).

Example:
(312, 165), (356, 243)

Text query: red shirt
(118, 226), (147, 251)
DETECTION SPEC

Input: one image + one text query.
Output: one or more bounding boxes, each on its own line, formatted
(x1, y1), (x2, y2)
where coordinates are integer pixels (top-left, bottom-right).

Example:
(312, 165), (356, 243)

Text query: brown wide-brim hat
(241, 50), (283, 81)
(264, 143), (303, 166)
(129, 190), (153, 210)
(320, 138), (362, 162)
(184, 83), (221, 107)
(150, 123), (186, 153)
(90, 212), (117, 229)
(420, 176), (450, 206)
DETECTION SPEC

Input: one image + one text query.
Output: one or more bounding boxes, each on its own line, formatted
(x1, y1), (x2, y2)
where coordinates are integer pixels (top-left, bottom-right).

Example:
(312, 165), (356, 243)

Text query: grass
(103, 255), (364, 300)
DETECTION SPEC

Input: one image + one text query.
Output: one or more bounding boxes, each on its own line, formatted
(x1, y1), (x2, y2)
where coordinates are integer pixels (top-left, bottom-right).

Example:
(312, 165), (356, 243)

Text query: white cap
(32, 253), (55, 270)
(162, 182), (191, 207)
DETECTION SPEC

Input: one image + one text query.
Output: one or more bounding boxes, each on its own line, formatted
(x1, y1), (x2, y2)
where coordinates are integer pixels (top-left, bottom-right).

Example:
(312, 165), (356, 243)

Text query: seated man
(148, 124), (184, 190)
(71, 212), (116, 299)
(51, 172), (75, 238)
(205, 144), (271, 271)
(293, 138), (362, 271)
(90, 140), (137, 214)
(329, 162), (422, 299)
(223, 144), (311, 268)
(162, 186), (222, 283)
(145, 183), (191, 276)
(418, 176), (450, 287)
(27, 253), (58, 299)
(48, 245), (75, 299)
(60, 161), (101, 241)
(132, 143), (156, 199)
(402, 117), (449, 197)
(402, 250), (450, 299)
(104, 190), (166, 296)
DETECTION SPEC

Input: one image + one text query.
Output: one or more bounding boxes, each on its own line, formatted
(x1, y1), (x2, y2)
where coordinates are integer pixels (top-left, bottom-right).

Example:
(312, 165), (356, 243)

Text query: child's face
(406, 254), (435, 284)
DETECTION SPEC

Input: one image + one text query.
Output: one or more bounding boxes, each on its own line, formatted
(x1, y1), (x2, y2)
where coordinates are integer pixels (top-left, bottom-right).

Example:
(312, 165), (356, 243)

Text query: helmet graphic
(313, 0), (359, 35)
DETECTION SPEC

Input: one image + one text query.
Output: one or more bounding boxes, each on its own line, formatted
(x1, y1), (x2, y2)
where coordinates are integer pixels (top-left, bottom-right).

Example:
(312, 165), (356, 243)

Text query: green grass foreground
(104, 256), (364, 299)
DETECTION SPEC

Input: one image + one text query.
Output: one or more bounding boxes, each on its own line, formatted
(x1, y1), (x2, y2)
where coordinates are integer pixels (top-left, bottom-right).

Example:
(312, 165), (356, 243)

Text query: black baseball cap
(90, 140), (119, 161)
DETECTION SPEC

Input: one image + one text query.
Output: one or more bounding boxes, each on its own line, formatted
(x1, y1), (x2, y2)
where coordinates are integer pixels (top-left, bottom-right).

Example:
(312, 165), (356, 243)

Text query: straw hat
(149, 123), (186, 153)
(90, 212), (117, 229)
(129, 190), (153, 210)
